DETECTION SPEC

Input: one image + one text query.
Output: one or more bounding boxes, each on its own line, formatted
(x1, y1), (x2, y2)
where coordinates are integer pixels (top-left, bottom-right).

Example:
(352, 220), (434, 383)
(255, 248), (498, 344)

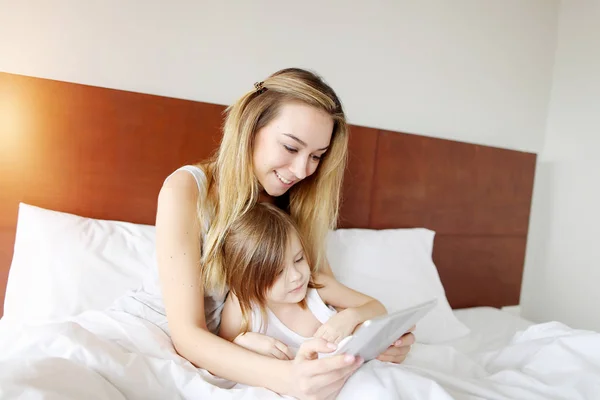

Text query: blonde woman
(154, 68), (415, 399)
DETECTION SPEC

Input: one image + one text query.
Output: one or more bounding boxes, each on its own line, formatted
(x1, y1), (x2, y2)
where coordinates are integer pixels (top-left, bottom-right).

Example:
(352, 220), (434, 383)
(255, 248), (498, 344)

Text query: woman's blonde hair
(198, 67), (348, 294)
(223, 203), (321, 333)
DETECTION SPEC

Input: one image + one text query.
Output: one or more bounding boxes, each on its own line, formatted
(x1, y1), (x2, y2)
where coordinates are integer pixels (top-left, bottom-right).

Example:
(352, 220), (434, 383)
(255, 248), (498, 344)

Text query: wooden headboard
(0, 72), (537, 315)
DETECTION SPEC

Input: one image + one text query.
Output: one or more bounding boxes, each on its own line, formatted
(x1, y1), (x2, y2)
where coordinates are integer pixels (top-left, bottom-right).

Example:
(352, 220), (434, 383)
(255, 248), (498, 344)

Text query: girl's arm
(315, 264), (416, 363)
(156, 171), (359, 397)
(314, 273), (386, 343)
(219, 292), (294, 360)
(218, 291), (244, 341)
(316, 273), (387, 323)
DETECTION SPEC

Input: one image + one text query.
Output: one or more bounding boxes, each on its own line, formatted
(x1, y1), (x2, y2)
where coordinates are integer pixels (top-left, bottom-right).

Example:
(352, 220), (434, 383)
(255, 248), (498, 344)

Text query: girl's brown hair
(223, 203), (321, 334)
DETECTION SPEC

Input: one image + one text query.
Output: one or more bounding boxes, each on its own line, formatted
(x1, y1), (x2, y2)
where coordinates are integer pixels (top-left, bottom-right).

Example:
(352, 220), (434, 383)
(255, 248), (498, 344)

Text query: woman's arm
(156, 171), (359, 398)
(156, 171), (288, 388)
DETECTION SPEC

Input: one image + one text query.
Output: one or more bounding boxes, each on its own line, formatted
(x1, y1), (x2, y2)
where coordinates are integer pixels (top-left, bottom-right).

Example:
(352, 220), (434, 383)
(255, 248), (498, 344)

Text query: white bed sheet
(449, 307), (534, 353)
(1, 306), (599, 400)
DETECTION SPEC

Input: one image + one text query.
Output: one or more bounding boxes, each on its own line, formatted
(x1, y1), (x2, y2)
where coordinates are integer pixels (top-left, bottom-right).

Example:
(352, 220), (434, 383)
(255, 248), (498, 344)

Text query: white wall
(521, 0), (600, 331)
(0, 0), (558, 153)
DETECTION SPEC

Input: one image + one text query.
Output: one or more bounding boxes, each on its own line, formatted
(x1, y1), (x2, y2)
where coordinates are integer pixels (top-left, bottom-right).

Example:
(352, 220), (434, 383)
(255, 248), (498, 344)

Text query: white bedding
(449, 307), (534, 353)
(1, 307), (599, 400)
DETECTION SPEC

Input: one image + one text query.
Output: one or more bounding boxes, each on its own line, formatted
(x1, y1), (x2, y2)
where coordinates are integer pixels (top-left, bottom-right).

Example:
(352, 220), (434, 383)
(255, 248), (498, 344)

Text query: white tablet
(319, 298), (438, 361)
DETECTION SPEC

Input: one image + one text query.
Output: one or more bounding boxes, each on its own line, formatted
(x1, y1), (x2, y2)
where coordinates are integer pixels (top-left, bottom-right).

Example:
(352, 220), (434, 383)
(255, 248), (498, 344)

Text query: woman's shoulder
(159, 171), (199, 206)
(158, 164), (214, 234)
(158, 166), (207, 220)
(164, 164), (206, 189)
(161, 164), (210, 199)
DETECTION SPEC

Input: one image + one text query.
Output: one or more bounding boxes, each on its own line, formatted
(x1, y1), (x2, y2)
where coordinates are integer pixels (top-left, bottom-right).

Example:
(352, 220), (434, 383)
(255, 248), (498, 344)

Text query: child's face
(267, 231), (311, 304)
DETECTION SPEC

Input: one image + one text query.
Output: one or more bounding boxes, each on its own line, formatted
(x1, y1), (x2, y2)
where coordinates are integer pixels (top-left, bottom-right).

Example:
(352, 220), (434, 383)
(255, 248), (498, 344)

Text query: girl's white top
(250, 289), (337, 355)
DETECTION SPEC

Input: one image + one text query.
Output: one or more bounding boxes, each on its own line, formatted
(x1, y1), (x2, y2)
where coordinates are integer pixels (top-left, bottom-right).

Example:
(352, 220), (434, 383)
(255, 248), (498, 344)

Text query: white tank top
(111, 165), (226, 335)
(250, 289), (337, 356)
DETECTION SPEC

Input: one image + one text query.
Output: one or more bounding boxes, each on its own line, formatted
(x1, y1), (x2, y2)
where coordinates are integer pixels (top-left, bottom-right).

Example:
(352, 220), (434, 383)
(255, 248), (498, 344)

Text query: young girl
(219, 203), (387, 360)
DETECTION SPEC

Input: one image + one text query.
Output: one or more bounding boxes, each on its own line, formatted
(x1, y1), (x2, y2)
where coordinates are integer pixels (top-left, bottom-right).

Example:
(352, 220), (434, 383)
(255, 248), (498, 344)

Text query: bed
(1, 72), (599, 399)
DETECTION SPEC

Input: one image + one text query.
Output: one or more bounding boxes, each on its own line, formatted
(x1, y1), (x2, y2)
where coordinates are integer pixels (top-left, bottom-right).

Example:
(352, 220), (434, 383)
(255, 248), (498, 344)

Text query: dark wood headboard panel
(0, 72), (536, 315)
(340, 128), (536, 308)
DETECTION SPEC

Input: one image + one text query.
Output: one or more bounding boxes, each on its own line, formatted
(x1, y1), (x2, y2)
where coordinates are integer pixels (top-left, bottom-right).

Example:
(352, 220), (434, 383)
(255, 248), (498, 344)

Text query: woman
(155, 68), (415, 399)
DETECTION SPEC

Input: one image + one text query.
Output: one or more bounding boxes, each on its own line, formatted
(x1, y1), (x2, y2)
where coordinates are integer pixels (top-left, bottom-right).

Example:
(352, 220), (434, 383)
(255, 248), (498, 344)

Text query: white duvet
(1, 310), (599, 400)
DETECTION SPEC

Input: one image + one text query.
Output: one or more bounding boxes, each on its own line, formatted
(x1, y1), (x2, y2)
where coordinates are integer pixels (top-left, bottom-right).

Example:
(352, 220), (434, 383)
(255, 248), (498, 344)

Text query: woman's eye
(311, 154), (322, 161)
(284, 145), (298, 154)
(295, 256), (304, 263)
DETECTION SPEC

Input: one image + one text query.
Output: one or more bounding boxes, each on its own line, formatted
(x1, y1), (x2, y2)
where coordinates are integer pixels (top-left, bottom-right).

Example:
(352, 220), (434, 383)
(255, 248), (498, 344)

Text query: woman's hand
(286, 338), (363, 400)
(376, 325), (416, 363)
(313, 309), (360, 344)
(233, 332), (294, 360)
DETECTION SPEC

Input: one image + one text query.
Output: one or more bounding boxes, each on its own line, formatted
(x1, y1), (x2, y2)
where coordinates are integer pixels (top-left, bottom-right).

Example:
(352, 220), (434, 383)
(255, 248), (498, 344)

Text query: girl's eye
(311, 154), (322, 162)
(284, 145), (298, 154)
(295, 256), (304, 263)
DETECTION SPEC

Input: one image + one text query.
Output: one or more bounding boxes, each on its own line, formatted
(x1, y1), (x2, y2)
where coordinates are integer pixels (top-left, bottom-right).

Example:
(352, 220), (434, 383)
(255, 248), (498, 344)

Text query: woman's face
(252, 102), (333, 197)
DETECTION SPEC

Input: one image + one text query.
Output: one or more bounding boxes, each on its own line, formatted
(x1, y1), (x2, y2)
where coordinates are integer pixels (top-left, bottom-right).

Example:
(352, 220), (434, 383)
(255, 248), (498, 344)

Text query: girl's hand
(313, 309), (359, 344)
(286, 337), (363, 400)
(233, 332), (294, 360)
(376, 325), (416, 364)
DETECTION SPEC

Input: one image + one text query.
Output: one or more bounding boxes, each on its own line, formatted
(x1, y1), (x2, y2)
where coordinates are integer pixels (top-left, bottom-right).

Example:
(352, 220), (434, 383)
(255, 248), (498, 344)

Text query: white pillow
(4, 203), (469, 345)
(326, 228), (470, 343)
(3, 203), (155, 323)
